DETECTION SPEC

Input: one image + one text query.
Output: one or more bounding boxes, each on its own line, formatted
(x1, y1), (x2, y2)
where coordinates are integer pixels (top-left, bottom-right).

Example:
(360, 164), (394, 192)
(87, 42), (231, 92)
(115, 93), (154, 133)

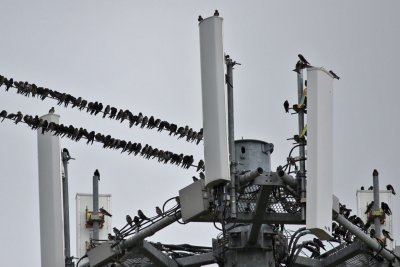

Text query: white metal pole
(37, 113), (65, 267)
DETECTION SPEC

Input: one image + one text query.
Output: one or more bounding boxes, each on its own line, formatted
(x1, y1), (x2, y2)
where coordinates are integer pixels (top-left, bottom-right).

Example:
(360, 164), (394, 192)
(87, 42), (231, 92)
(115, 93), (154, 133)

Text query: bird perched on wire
(313, 238), (326, 251)
(283, 100), (289, 113)
(138, 209), (151, 221)
(126, 215), (133, 227)
(382, 229), (394, 241)
(156, 206), (163, 216)
(100, 207), (112, 217)
(381, 202), (392, 215)
(94, 169), (100, 179)
(365, 201), (374, 214)
(386, 184), (396, 195)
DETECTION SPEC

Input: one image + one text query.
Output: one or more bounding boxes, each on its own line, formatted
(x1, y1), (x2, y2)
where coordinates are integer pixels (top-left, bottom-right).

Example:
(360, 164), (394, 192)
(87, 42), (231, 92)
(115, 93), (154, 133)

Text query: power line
(0, 109), (204, 170)
(0, 74), (203, 145)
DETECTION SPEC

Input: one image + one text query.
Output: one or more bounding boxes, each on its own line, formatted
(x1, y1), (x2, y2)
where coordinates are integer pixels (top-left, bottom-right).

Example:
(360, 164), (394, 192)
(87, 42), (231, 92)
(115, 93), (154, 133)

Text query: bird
(49, 107), (55, 114)
(382, 229), (394, 241)
(298, 54), (310, 65)
(313, 238), (326, 251)
(368, 186), (373, 190)
(365, 201), (374, 214)
(133, 216), (141, 227)
(192, 176), (199, 182)
(126, 215), (133, 226)
(199, 172), (205, 180)
(386, 184), (396, 195)
(62, 148), (71, 158)
(214, 10), (219, 16)
(381, 202), (392, 215)
(156, 206), (163, 216)
(198, 15), (203, 22)
(360, 186), (364, 190)
(196, 160), (204, 172)
(138, 209), (150, 221)
(0, 110), (7, 122)
(100, 207), (112, 217)
(14, 111), (23, 124)
(370, 229), (375, 238)
(283, 100), (289, 113)
(94, 169), (100, 179)
(108, 233), (115, 241)
(329, 70), (340, 80)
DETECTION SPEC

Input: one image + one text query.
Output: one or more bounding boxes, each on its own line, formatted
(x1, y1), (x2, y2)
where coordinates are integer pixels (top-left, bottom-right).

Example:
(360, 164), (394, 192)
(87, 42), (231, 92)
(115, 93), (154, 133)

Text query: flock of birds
(332, 183), (396, 247)
(0, 108), (205, 171)
(0, 74), (203, 144)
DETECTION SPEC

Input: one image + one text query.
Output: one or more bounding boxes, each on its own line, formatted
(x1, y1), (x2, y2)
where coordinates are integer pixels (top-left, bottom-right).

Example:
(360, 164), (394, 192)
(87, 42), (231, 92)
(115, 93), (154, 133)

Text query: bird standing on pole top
(94, 169), (100, 180)
(214, 10), (219, 16)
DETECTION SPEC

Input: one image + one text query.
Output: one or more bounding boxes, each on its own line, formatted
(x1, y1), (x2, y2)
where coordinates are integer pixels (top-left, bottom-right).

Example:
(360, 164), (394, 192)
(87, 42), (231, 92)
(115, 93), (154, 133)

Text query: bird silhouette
(49, 107), (55, 114)
(386, 184), (396, 195)
(156, 206), (163, 216)
(381, 202), (391, 215)
(198, 15), (203, 22)
(382, 229), (393, 241)
(100, 207), (112, 217)
(126, 215), (133, 226)
(360, 186), (364, 190)
(214, 10), (219, 16)
(62, 148), (71, 158)
(329, 70), (340, 80)
(365, 201), (374, 214)
(369, 229), (376, 238)
(197, 159), (204, 172)
(284, 100), (289, 113)
(0, 110), (7, 122)
(138, 209), (150, 221)
(94, 169), (100, 179)
(298, 54), (310, 65)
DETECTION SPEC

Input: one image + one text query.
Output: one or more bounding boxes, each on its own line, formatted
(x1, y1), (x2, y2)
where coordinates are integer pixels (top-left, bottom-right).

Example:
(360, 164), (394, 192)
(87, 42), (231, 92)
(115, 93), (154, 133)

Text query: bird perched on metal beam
(198, 15), (203, 22)
(298, 54), (310, 65)
(100, 207), (112, 217)
(382, 229), (394, 241)
(49, 107), (55, 114)
(94, 169), (100, 179)
(365, 201), (374, 214)
(381, 202), (392, 215)
(214, 10), (219, 16)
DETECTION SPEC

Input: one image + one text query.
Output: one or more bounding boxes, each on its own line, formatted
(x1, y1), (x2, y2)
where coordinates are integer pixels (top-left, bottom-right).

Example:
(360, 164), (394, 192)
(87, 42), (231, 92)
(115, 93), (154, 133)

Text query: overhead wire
(0, 108), (203, 170)
(0, 74), (203, 145)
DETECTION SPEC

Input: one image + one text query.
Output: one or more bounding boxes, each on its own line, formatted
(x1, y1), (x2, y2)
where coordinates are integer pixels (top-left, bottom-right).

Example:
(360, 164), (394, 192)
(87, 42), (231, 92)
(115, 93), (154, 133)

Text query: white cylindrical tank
(37, 113), (65, 267)
(199, 15), (230, 187)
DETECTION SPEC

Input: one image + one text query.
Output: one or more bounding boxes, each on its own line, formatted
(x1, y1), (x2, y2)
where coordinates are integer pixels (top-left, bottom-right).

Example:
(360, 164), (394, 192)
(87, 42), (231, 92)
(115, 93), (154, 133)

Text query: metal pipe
(238, 167), (264, 186)
(226, 56), (237, 219)
(277, 169), (297, 188)
(297, 70), (306, 221)
(372, 169), (381, 239)
(333, 212), (395, 262)
(93, 174), (99, 242)
(62, 151), (74, 267)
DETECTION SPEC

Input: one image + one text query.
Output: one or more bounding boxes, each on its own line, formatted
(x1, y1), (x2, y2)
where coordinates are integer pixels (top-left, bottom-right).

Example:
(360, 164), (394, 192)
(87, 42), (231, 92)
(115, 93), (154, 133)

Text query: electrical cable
(76, 254), (88, 267)
(0, 74), (203, 145)
(0, 109), (202, 170)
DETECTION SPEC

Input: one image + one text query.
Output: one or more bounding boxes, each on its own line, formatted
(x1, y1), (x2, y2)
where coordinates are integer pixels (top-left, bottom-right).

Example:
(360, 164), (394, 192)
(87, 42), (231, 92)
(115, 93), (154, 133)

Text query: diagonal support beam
(139, 241), (179, 267)
(175, 252), (216, 267)
(247, 185), (272, 245)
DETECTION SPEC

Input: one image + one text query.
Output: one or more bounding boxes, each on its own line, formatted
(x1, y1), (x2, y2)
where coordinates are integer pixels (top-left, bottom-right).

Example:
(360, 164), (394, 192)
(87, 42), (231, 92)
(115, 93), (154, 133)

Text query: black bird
(103, 105), (110, 118)
(197, 159), (204, 172)
(368, 186), (373, 190)
(156, 206), (163, 216)
(214, 10), (219, 16)
(386, 184), (396, 195)
(329, 70), (340, 80)
(49, 107), (55, 114)
(62, 148), (71, 158)
(370, 229), (376, 238)
(192, 176), (199, 182)
(360, 186), (364, 190)
(126, 215), (133, 226)
(14, 111), (23, 124)
(382, 229), (394, 241)
(365, 201), (374, 214)
(133, 216), (141, 227)
(313, 238), (326, 251)
(298, 54), (310, 65)
(108, 233), (115, 241)
(100, 207), (112, 217)
(94, 169), (100, 179)
(198, 15), (203, 22)
(284, 100), (289, 113)
(138, 209), (150, 221)
(0, 110), (7, 122)
(381, 202), (392, 215)
(199, 172), (205, 180)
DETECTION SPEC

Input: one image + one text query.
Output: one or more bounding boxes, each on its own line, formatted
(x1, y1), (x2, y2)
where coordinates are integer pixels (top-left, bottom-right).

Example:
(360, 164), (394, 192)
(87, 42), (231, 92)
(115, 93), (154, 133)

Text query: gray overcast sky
(1, 1), (399, 266)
